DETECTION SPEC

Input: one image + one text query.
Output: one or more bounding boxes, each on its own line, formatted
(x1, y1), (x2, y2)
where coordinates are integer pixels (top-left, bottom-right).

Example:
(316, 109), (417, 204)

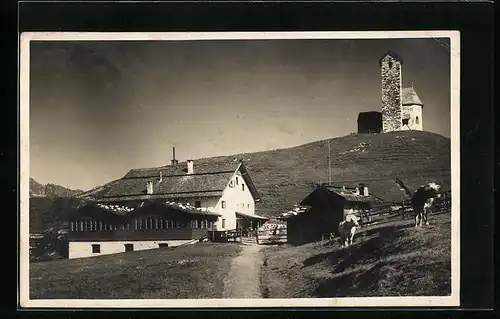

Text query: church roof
(402, 87), (424, 106)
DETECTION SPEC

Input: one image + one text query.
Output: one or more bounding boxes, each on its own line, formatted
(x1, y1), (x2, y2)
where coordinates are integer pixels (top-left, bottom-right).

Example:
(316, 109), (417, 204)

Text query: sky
(29, 37), (451, 191)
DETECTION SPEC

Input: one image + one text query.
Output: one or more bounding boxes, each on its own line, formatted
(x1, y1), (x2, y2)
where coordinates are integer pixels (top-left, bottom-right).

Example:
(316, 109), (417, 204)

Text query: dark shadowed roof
(357, 111), (382, 122)
(402, 87), (424, 106)
(299, 185), (382, 207)
(97, 160), (260, 202)
(123, 161), (239, 179)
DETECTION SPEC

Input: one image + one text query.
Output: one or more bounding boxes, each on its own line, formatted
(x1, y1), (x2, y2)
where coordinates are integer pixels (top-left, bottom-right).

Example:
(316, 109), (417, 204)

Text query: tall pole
(328, 139), (331, 186)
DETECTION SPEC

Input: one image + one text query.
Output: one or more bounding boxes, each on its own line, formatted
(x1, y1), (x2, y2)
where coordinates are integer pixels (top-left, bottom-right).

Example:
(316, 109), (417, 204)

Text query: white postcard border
(19, 30), (460, 308)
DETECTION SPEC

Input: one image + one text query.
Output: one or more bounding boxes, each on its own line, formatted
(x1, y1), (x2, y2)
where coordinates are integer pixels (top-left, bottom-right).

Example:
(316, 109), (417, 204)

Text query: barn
(283, 184), (381, 246)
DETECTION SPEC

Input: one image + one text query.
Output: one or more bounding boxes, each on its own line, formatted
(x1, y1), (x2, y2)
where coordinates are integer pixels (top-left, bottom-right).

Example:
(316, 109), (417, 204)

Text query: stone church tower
(379, 51), (424, 133)
(380, 51), (403, 133)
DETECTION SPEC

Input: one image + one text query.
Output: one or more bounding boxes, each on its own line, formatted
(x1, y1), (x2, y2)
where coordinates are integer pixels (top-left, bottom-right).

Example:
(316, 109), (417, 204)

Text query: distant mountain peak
(29, 178), (83, 198)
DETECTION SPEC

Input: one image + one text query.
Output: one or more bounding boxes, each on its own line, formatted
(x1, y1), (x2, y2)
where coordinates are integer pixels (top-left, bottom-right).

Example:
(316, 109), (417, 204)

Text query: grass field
(260, 212), (452, 298)
(30, 242), (242, 299)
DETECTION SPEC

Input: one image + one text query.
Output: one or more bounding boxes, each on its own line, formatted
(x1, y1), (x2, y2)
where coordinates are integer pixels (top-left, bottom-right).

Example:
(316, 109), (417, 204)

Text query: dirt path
(223, 243), (264, 298)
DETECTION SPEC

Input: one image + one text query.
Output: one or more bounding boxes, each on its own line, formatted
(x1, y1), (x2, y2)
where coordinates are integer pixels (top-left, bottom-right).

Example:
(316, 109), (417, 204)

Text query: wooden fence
(359, 192), (452, 227)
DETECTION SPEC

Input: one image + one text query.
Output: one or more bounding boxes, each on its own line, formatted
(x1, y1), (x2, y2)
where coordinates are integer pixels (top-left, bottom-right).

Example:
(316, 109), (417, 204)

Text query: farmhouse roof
(236, 211), (269, 220)
(97, 160), (260, 202)
(402, 87), (423, 106)
(77, 200), (221, 218)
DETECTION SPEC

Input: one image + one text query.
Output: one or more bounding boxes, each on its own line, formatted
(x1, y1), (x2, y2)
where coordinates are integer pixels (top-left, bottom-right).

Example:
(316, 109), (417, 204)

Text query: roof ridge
(122, 170), (236, 180)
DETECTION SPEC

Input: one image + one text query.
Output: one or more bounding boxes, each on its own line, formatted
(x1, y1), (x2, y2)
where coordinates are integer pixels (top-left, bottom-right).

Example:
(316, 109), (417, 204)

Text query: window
(221, 201), (226, 209)
(247, 204), (250, 209)
(165, 220), (173, 228)
(416, 116), (420, 124)
(176, 221), (182, 228)
(92, 244), (101, 254)
(388, 61), (393, 68)
(158, 243), (169, 248)
(402, 118), (409, 126)
(124, 244), (134, 252)
(229, 180), (235, 188)
(201, 220), (208, 229)
(242, 183), (245, 191)
(194, 200), (201, 208)
(236, 177), (239, 185)
(191, 220), (199, 228)
(222, 219), (226, 229)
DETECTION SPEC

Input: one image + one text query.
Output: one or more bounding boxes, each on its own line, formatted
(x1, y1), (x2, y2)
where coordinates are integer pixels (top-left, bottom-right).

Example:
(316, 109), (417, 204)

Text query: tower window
(416, 116), (420, 124)
(388, 61), (393, 68)
(402, 118), (409, 126)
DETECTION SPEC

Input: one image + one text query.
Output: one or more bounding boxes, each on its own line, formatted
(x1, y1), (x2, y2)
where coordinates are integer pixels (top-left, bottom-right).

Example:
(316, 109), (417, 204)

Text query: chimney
(358, 183), (365, 196)
(171, 147), (178, 165)
(159, 171), (163, 183)
(146, 181), (153, 194)
(187, 160), (194, 174)
(363, 186), (369, 196)
(341, 186), (346, 194)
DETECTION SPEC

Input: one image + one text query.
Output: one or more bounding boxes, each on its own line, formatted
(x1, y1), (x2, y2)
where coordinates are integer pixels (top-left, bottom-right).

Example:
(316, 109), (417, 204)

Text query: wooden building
(283, 184), (381, 246)
(71, 148), (265, 258)
(68, 200), (220, 259)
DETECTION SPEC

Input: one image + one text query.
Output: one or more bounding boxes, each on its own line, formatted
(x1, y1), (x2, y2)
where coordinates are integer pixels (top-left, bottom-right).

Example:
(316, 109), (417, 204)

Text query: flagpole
(328, 139), (331, 186)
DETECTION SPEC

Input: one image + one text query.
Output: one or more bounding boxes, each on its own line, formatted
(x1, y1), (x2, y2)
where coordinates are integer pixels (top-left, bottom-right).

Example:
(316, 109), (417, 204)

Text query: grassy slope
(30, 242), (241, 299)
(88, 131), (450, 217)
(260, 212), (451, 298)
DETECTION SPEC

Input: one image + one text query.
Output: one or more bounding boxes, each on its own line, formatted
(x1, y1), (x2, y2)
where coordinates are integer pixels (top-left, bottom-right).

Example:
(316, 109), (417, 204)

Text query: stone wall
(381, 56), (402, 133)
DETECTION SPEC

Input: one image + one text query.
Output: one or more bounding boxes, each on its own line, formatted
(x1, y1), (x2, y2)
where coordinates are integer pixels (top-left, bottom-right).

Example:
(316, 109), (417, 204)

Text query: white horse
(338, 212), (361, 248)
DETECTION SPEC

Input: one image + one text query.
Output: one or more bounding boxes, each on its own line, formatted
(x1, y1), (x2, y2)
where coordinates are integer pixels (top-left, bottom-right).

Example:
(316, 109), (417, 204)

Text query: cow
(338, 212), (361, 248)
(394, 179), (442, 227)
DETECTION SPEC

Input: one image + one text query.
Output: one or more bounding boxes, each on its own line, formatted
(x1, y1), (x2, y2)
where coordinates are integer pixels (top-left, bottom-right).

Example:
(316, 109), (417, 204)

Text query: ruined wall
(381, 56), (402, 133)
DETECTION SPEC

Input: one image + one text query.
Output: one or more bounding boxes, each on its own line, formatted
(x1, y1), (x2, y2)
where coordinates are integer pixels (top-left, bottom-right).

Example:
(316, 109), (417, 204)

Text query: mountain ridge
(29, 178), (83, 198)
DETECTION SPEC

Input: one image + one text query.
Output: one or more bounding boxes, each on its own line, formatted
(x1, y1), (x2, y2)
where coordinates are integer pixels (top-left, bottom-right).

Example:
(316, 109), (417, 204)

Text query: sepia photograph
(19, 31), (460, 308)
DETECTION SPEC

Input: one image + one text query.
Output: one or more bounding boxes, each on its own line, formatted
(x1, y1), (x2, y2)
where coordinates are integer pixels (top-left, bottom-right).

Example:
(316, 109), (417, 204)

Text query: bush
(30, 228), (68, 262)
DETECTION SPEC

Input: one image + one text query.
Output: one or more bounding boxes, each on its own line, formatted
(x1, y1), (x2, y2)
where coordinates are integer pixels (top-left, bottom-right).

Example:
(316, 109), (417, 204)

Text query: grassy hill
(50, 130), (451, 219)
(260, 211), (452, 298)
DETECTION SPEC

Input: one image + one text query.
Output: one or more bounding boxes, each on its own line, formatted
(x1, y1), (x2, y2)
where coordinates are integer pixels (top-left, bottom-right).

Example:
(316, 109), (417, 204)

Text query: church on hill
(358, 51), (424, 134)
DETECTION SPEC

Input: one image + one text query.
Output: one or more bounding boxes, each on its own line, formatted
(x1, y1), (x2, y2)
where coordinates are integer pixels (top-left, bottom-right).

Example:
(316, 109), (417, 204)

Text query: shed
(284, 184), (380, 246)
(357, 111), (382, 134)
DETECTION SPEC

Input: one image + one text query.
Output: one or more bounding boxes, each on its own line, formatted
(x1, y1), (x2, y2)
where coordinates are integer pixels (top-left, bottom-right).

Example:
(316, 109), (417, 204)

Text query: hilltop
(82, 130), (451, 218)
